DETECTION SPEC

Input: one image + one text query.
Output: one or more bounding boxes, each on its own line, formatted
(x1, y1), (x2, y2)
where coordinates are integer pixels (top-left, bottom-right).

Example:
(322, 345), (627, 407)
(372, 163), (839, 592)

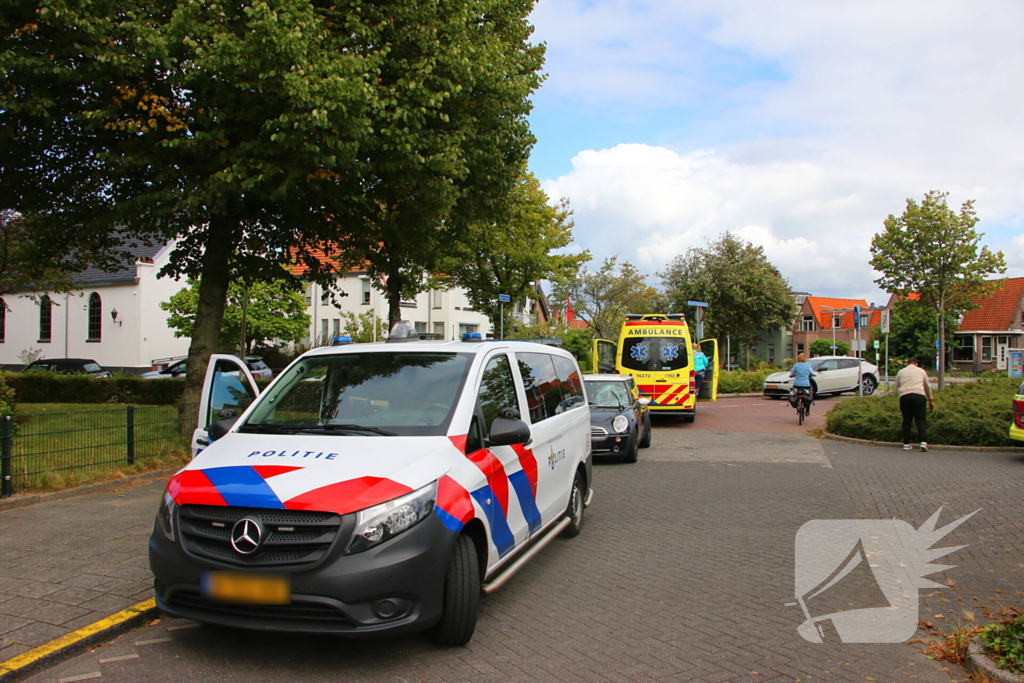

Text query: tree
(441, 171), (589, 331)
(550, 257), (661, 341)
(2, 0), (373, 411)
(339, 310), (389, 344)
(660, 233), (796, 350)
(872, 298), (960, 369)
(162, 279), (310, 354)
(869, 191), (1006, 390)
(0, 210), (74, 300)
(810, 338), (850, 357)
(325, 0), (546, 327)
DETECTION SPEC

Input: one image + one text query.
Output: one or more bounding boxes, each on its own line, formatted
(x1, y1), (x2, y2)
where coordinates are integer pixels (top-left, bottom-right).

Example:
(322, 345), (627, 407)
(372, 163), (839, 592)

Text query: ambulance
(592, 313), (718, 422)
(149, 325), (592, 645)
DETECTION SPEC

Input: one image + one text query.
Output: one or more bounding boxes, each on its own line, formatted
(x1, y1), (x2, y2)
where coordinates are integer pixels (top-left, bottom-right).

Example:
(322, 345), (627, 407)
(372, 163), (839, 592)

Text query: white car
(763, 356), (879, 398)
(141, 356), (274, 380)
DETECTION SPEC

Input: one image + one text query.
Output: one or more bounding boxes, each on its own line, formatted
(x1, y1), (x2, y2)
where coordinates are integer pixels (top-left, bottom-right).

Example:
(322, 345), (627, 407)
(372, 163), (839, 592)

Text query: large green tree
(2, 0), (372, 410)
(869, 191), (1005, 390)
(551, 257), (661, 341)
(0, 210), (74, 299)
(162, 279), (310, 353)
(441, 171), (589, 332)
(327, 0), (545, 327)
(659, 232), (795, 349)
(873, 298), (961, 369)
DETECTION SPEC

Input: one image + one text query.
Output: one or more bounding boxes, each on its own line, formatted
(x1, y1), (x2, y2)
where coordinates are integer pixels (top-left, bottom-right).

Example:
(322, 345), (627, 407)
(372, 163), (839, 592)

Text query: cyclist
(789, 353), (817, 414)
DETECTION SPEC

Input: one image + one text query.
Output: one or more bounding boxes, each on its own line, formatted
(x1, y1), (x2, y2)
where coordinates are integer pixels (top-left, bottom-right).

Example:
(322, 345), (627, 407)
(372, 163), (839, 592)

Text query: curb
(0, 599), (158, 682)
(821, 432), (1019, 453)
(966, 638), (1024, 683)
(0, 467), (178, 513)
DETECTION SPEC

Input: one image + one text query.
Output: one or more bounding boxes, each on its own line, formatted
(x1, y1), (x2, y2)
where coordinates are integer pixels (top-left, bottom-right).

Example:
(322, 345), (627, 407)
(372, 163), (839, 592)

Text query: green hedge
(825, 378), (1019, 447)
(718, 369), (775, 394)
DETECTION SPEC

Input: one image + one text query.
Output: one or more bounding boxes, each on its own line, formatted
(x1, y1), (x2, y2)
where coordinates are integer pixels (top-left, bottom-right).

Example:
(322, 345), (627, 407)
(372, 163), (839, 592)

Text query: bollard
(1, 415), (11, 498)
(127, 405), (136, 466)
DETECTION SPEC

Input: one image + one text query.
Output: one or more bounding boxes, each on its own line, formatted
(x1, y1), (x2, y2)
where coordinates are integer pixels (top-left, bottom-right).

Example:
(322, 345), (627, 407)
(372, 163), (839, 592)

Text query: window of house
(767, 345), (775, 363)
(459, 323), (478, 336)
(832, 315), (842, 329)
(332, 319), (341, 337)
(321, 319), (329, 344)
(981, 336), (993, 362)
(361, 278), (371, 305)
(800, 315), (815, 332)
(952, 336), (974, 362)
(39, 296), (52, 342)
(87, 293), (102, 341)
(433, 322), (444, 339)
(432, 290), (442, 309)
(304, 283), (313, 306)
(414, 321), (427, 333)
(860, 314), (870, 329)
(797, 343), (805, 355)
(0, 299), (5, 343)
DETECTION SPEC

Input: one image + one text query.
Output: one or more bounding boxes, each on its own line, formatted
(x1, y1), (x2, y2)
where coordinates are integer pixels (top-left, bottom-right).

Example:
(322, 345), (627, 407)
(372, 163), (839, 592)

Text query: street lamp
(821, 306), (839, 355)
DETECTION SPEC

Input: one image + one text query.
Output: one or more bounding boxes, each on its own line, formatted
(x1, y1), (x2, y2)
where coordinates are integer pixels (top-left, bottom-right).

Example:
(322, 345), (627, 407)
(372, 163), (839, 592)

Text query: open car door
(591, 339), (618, 374)
(193, 354), (261, 457)
(698, 339), (719, 401)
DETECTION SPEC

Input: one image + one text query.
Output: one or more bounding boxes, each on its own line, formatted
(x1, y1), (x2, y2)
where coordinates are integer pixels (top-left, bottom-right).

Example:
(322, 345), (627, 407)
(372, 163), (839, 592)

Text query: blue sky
(526, 0), (1024, 304)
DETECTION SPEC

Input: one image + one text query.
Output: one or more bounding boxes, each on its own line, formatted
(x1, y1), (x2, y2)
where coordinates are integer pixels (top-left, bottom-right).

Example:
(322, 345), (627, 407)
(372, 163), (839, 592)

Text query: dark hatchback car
(23, 358), (111, 378)
(583, 374), (652, 463)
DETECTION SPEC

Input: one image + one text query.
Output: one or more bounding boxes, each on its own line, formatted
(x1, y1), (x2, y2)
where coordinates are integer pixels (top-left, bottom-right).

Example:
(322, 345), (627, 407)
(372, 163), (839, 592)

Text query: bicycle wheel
(797, 398), (805, 425)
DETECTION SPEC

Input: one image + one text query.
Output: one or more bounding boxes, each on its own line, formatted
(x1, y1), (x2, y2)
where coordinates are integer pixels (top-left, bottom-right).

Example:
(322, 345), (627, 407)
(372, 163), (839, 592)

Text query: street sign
(873, 340), (880, 349)
(687, 301), (709, 307)
(695, 307), (705, 323)
(853, 305), (862, 331)
(498, 294), (511, 303)
(880, 308), (890, 334)
(935, 340), (940, 349)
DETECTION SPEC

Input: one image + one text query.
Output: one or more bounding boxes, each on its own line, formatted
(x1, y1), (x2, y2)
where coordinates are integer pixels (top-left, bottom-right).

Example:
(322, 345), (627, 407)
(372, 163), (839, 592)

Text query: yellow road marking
(0, 598), (156, 677)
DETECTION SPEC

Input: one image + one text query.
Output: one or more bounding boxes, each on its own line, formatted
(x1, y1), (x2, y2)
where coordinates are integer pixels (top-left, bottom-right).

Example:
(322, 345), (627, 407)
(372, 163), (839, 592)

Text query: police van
(149, 325), (593, 645)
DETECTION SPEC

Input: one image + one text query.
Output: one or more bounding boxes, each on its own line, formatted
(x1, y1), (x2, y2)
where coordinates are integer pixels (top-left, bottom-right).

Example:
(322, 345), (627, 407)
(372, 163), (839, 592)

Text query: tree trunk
(937, 295), (946, 392)
(387, 260), (402, 330)
(179, 218), (236, 432)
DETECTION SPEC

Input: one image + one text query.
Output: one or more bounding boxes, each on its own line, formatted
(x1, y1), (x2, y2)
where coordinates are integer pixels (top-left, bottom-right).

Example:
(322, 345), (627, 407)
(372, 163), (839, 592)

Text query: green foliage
(551, 256), (662, 341)
(5, 372), (186, 405)
(870, 191), (1006, 389)
(876, 298), (959, 368)
(0, 374), (16, 415)
(980, 615), (1024, 674)
(508, 323), (594, 366)
(660, 232), (796, 346)
(825, 378), (1018, 447)
(810, 338), (850, 357)
(442, 172), (590, 329)
(718, 369), (775, 394)
(339, 310), (388, 344)
(0, 210), (74, 298)
(162, 278), (310, 352)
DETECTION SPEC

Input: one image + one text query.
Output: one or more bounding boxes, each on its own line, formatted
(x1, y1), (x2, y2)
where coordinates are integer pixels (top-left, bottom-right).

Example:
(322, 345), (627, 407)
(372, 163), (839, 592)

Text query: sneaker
(920, 442), (928, 452)
(903, 444), (913, 450)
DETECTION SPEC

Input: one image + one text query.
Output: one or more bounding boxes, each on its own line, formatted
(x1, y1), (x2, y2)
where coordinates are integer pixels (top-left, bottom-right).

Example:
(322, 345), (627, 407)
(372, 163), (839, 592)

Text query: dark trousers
(694, 371), (705, 396)
(900, 393), (928, 444)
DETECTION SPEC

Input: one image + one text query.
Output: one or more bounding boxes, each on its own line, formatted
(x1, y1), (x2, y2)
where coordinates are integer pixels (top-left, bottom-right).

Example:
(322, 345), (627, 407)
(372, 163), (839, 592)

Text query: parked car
(23, 358), (111, 378)
(149, 330), (592, 645)
(1010, 380), (1024, 444)
(763, 356), (879, 399)
(141, 356), (273, 380)
(583, 374), (651, 462)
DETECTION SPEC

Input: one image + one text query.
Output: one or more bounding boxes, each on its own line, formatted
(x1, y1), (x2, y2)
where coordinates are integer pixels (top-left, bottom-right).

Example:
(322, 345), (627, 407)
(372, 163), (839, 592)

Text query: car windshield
(240, 351), (472, 436)
(584, 381), (631, 407)
(83, 363), (103, 372)
(620, 336), (689, 372)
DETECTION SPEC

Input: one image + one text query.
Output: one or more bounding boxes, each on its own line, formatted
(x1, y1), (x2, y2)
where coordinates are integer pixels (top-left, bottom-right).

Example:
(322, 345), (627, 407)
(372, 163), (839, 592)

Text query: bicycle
(790, 387), (813, 425)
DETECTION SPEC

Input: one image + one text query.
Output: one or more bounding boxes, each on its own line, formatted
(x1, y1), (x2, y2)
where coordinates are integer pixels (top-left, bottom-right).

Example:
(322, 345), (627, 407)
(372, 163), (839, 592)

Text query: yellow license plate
(767, 385), (778, 389)
(202, 571), (291, 605)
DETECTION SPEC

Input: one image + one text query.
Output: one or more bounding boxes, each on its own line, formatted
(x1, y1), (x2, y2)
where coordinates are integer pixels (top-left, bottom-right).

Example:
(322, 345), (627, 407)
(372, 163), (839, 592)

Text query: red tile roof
(958, 278), (1024, 332)
(287, 246), (367, 276)
(805, 296), (881, 330)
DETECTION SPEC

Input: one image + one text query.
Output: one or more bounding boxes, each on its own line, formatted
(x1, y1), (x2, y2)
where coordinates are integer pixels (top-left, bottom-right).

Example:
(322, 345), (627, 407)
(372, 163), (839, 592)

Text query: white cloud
(532, 0), (1024, 300)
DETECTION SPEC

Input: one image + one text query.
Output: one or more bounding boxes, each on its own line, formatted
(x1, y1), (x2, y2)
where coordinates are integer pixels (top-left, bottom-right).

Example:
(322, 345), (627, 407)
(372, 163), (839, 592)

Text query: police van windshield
(240, 352), (471, 436)
(620, 336), (690, 372)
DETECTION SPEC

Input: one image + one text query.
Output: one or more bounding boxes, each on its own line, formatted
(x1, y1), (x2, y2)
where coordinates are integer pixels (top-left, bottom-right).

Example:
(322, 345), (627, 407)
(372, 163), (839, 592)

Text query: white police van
(149, 325), (593, 645)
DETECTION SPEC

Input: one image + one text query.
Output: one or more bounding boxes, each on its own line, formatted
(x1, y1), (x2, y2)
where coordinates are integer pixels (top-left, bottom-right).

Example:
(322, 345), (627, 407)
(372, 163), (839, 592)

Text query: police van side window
(516, 352), (562, 424)
(551, 355), (584, 411)
(477, 354), (520, 431)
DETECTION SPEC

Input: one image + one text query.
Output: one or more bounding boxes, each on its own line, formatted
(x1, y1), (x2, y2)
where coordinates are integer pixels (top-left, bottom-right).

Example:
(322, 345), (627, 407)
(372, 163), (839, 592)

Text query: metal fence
(0, 403), (198, 497)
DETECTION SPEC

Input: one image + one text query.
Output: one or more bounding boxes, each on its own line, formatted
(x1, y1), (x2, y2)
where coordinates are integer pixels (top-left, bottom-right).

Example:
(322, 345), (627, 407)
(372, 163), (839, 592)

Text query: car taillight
(1014, 399), (1024, 429)
(689, 369), (695, 396)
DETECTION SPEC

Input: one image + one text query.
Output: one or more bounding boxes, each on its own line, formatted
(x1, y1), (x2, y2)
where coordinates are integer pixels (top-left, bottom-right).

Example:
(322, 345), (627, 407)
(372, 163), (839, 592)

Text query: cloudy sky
(526, 0), (1024, 304)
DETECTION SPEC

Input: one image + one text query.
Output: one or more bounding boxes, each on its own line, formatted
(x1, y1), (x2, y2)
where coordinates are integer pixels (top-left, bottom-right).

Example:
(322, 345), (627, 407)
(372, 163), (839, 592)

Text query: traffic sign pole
(498, 294), (511, 339)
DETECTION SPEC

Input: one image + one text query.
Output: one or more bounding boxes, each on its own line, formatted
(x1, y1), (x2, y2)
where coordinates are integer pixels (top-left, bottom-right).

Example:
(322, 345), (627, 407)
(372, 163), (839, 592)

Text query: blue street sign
(687, 301), (709, 307)
(935, 340), (940, 349)
(853, 305), (861, 331)
(498, 294), (511, 303)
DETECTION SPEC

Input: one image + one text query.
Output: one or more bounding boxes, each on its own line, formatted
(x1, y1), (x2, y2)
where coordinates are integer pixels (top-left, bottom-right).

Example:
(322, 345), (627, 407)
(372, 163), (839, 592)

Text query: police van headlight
(346, 481), (437, 554)
(612, 415), (629, 433)
(156, 493), (178, 542)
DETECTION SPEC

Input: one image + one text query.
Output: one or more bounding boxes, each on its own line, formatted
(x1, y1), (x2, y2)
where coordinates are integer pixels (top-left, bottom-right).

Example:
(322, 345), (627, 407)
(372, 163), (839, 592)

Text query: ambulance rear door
(698, 339), (719, 402)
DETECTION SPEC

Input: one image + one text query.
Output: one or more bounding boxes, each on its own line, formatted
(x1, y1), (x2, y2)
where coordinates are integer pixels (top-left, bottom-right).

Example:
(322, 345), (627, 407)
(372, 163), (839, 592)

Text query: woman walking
(893, 357), (935, 451)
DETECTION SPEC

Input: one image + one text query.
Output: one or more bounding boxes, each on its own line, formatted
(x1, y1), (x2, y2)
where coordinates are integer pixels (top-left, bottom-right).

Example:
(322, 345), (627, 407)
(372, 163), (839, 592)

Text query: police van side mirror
(486, 417), (531, 447)
(208, 416), (239, 442)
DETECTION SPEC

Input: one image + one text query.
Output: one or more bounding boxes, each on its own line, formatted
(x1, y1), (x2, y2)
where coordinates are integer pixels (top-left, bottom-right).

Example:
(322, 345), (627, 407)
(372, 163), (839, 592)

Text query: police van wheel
(561, 470), (586, 538)
(433, 535), (479, 646)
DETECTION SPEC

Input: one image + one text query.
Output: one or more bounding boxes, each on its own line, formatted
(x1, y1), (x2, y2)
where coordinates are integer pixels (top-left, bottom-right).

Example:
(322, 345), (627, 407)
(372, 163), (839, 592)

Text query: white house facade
(0, 242), (191, 372)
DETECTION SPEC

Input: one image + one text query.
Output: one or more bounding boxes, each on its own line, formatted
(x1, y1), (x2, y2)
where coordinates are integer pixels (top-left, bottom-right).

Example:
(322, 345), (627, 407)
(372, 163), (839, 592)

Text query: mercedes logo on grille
(230, 517), (263, 555)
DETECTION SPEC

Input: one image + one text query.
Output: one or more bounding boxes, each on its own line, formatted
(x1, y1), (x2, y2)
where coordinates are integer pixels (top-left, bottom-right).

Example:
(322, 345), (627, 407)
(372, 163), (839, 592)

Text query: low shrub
(5, 372), (186, 405)
(980, 614), (1024, 674)
(825, 378), (1018, 447)
(718, 368), (774, 394)
(0, 374), (15, 415)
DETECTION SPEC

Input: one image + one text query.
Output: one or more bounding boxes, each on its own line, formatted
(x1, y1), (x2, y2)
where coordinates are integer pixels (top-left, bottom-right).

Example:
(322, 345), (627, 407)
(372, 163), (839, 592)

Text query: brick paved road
(25, 398), (1022, 683)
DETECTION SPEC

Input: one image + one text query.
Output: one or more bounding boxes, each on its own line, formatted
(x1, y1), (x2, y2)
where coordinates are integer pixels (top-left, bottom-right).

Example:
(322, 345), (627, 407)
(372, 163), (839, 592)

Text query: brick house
(791, 296), (882, 358)
(949, 277), (1024, 373)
